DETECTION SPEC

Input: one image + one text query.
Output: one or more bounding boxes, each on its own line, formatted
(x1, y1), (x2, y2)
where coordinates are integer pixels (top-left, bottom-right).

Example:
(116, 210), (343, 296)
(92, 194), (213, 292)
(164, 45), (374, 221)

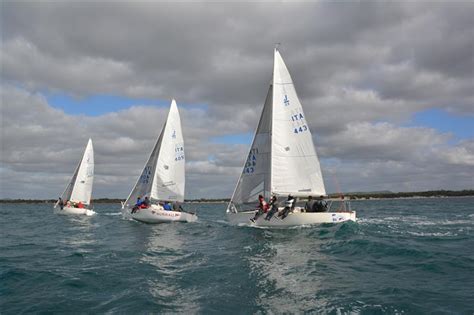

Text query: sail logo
(86, 166), (93, 177)
(139, 166), (152, 184)
(172, 130), (176, 139)
(283, 95), (290, 106)
(244, 148), (258, 174)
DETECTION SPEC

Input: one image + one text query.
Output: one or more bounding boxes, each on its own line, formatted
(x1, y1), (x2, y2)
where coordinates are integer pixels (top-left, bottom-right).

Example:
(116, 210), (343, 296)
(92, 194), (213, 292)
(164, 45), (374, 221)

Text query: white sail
(123, 130), (163, 208)
(60, 161), (80, 203)
(151, 100), (185, 202)
(124, 100), (185, 208)
(271, 49), (326, 197)
(230, 84), (273, 208)
(229, 49), (325, 211)
(226, 49), (356, 225)
(66, 139), (94, 205)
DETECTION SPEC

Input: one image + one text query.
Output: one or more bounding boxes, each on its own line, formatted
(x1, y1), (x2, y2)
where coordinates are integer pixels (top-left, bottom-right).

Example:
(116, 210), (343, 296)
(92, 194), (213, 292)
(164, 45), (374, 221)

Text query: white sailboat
(227, 49), (356, 226)
(121, 99), (197, 223)
(55, 138), (96, 216)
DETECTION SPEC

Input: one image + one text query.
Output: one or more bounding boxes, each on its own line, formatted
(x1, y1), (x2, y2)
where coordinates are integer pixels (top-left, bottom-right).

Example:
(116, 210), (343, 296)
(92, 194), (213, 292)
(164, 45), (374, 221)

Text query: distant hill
(340, 189), (474, 199)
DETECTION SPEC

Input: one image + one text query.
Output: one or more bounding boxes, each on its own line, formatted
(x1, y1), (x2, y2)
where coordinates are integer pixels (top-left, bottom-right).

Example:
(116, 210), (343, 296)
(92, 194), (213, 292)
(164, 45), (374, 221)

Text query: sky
(1, 2), (473, 199)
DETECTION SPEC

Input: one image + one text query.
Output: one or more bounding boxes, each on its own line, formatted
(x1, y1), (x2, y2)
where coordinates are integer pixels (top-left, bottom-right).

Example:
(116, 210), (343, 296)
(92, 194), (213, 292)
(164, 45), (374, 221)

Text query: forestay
(61, 139), (94, 205)
(230, 85), (273, 208)
(123, 130), (164, 209)
(229, 49), (326, 212)
(124, 100), (185, 209)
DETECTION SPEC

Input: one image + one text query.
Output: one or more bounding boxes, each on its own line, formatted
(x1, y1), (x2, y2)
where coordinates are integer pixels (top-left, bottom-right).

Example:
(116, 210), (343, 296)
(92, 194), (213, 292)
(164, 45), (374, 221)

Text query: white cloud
(2, 37), (136, 96)
(1, 2), (473, 198)
(1, 85), (473, 199)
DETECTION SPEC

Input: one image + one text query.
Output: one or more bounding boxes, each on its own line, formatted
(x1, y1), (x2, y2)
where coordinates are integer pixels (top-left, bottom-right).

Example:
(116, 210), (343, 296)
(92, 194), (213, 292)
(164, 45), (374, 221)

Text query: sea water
(1, 197), (473, 314)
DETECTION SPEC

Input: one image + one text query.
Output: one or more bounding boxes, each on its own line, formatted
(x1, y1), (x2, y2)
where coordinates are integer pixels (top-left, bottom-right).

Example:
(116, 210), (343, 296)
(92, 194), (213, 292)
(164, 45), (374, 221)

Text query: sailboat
(121, 99), (197, 223)
(55, 138), (96, 216)
(226, 49), (356, 226)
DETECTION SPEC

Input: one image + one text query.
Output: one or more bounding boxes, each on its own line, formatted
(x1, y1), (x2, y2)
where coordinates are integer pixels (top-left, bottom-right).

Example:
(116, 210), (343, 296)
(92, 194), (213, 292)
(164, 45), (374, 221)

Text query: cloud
(0, 85), (255, 198)
(318, 122), (474, 192)
(1, 2), (473, 198)
(2, 84), (473, 199)
(3, 2), (473, 110)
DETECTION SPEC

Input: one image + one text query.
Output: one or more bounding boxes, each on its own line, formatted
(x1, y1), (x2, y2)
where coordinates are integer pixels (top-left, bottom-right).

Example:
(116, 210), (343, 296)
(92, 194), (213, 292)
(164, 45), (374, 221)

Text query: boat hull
(56, 206), (96, 216)
(227, 209), (356, 227)
(129, 207), (197, 223)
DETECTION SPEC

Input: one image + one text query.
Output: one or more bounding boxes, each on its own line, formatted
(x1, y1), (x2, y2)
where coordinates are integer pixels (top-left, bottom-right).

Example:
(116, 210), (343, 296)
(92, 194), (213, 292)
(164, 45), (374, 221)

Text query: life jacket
(259, 200), (269, 212)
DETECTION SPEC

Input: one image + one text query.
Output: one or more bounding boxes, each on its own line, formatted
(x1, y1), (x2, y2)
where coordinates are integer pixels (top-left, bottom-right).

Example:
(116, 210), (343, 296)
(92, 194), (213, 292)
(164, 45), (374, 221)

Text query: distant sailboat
(227, 49), (356, 226)
(55, 138), (96, 216)
(121, 99), (197, 223)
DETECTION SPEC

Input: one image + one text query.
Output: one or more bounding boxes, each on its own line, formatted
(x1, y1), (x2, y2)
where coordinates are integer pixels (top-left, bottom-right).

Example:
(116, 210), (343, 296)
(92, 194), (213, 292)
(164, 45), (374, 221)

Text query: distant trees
(335, 190), (474, 200)
(1, 190), (473, 203)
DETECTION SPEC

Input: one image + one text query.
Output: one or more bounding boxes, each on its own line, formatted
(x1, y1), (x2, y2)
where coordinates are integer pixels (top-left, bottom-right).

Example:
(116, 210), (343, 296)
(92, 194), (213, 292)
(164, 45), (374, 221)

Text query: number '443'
(294, 125), (308, 134)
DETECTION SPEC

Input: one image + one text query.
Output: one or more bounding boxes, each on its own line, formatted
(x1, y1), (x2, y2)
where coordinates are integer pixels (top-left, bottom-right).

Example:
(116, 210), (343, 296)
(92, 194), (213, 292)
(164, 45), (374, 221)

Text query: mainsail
(61, 138), (94, 205)
(229, 49), (325, 211)
(271, 49), (325, 197)
(124, 100), (185, 209)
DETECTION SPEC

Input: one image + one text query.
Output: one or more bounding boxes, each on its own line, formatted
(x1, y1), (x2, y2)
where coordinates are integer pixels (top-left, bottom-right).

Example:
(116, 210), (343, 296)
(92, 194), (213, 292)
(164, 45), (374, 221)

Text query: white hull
(128, 206), (197, 224)
(56, 206), (96, 216)
(227, 209), (356, 227)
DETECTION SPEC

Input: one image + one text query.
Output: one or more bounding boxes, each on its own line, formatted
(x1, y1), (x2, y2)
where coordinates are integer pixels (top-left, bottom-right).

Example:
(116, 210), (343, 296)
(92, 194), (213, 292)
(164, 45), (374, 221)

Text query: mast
(270, 48), (277, 198)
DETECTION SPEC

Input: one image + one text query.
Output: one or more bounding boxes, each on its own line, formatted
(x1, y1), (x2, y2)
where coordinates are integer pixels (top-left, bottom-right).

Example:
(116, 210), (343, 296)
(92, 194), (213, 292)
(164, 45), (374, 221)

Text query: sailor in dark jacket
(304, 196), (316, 212)
(265, 195), (279, 220)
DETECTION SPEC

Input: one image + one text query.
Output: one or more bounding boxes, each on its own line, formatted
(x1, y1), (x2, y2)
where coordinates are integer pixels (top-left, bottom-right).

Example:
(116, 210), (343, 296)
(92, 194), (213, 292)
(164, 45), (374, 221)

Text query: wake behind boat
(121, 99), (197, 223)
(227, 48), (356, 227)
(55, 138), (96, 216)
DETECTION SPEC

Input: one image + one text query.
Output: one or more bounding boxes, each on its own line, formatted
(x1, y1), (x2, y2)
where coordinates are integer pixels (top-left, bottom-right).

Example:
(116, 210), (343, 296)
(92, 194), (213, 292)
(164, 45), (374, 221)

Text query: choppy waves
(1, 198), (473, 313)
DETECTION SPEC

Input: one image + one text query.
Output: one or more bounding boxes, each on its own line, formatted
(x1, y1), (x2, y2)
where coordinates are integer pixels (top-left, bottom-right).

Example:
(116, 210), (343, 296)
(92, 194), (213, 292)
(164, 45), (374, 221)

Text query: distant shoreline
(1, 189), (472, 204)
